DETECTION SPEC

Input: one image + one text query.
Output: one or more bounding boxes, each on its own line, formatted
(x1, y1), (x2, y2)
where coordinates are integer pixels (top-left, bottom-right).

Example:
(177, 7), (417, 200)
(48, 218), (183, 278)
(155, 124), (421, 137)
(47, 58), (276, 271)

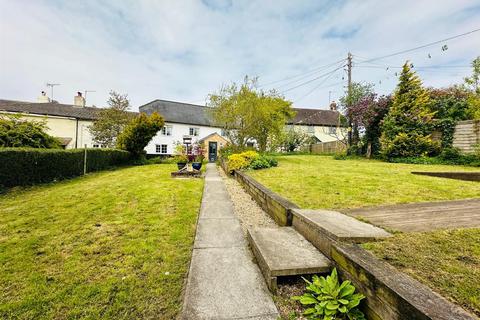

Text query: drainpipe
(75, 118), (79, 148)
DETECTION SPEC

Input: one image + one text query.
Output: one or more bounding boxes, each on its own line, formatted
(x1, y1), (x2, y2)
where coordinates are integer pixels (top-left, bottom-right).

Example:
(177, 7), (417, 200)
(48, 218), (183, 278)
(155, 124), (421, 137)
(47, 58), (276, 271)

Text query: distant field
(0, 164), (203, 319)
(248, 155), (480, 209)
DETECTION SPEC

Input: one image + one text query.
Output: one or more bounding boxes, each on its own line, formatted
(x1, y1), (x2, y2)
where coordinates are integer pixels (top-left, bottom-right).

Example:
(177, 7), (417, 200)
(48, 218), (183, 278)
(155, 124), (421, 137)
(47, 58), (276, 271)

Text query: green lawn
(363, 229), (480, 316)
(0, 164), (203, 319)
(248, 155), (480, 209)
(249, 155), (480, 316)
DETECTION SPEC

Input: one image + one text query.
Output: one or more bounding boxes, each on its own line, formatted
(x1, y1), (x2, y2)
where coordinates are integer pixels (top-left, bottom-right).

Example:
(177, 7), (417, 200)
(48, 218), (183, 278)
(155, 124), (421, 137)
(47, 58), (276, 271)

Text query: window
(156, 144), (168, 154)
(307, 126), (315, 134)
(221, 129), (227, 136)
(189, 127), (199, 136)
(328, 126), (336, 134)
(93, 144), (100, 148)
(161, 126), (172, 136)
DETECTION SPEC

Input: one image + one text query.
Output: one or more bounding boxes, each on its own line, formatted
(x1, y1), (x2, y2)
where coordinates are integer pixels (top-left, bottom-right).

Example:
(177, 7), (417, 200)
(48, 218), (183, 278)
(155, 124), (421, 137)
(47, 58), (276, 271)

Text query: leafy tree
(0, 115), (60, 148)
(464, 56), (480, 93)
(348, 94), (392, 156)
(276, 127), (312, 152)
(89, 91), (135, 147)
(463, 57), (480, 119)
(340, 82), (375, 146)
(208, 76), (295, 152)
(381, 62), (439, 158)
(117, 112), (164, 159)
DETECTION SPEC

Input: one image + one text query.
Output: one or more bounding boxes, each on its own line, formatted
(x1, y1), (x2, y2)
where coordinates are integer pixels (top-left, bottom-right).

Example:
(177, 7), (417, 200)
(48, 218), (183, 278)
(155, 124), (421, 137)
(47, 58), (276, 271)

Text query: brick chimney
(74, 92), (85, 107)
(329, 101), (337, 111)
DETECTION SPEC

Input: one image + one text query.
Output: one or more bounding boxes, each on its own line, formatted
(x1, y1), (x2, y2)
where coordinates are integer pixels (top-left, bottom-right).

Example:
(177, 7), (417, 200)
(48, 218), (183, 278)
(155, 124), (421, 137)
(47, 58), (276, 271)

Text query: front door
(208, 142), (217, 162)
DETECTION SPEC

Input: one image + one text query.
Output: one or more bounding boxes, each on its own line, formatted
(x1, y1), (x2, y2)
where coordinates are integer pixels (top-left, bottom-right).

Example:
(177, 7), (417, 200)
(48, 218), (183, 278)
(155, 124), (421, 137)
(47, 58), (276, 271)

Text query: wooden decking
(342, 198), (480, 232)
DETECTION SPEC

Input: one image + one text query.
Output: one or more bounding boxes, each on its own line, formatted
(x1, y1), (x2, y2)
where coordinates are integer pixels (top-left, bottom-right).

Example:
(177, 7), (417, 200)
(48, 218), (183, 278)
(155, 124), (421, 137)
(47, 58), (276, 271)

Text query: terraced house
(0, 95), (346, 159)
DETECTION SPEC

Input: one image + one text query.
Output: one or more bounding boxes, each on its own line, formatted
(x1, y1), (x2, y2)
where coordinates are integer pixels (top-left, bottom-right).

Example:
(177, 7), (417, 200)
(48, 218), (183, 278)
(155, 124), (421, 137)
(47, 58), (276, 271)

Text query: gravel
(219, 168), (277, 234)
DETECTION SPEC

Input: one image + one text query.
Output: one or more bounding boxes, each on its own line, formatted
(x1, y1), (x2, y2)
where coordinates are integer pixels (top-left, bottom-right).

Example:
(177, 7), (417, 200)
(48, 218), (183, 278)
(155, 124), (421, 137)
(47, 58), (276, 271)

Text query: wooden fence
(452, 120), (480, 153)
(310, 140), (346, 154)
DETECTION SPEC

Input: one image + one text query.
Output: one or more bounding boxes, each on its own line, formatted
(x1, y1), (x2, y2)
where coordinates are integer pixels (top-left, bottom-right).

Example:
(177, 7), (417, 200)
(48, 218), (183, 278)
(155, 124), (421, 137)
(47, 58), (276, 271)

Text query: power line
(258, 58), (347, 88)
(280, 63), (346, 94)
(355, 27), (480, 64)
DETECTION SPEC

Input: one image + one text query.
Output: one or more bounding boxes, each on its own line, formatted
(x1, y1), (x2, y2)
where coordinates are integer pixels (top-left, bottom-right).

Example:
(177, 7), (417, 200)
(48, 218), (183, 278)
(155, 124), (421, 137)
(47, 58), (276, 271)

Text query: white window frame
(328, 126), (336, 134)
(307, 125), (315, 134)
(155, 144), (162, 153)
(189, 127), (199, 136)
(161, 144), (167, 154)
(161, 126), (172, 136)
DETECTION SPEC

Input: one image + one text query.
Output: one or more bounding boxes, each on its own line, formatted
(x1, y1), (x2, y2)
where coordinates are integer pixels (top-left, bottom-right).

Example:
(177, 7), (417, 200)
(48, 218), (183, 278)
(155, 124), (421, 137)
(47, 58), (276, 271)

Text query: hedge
(0, 148), (131, 188)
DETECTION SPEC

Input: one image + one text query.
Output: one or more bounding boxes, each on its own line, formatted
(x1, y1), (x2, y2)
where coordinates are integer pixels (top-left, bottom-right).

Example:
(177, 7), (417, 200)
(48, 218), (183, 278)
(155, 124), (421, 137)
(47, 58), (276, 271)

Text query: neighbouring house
(287, 102), (347, 143)
(0, 93), (101, 149)
(1, 95), (346, 159)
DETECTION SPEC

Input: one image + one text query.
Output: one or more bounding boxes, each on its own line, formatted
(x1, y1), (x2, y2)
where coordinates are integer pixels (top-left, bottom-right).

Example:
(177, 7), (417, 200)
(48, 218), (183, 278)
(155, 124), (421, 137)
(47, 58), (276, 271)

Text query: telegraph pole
(346, 52), (353, 147)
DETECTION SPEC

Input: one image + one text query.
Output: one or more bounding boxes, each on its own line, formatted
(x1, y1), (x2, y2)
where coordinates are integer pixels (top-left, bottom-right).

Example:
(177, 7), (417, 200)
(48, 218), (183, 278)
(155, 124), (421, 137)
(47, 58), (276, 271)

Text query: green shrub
(0, 148), (131, 188)
(382, 132), (440, 158)
(439, 147), (461, 161)
(227, 151), (278, 171)
(250, 155), (278, 170)
(293, 268), (366, 320)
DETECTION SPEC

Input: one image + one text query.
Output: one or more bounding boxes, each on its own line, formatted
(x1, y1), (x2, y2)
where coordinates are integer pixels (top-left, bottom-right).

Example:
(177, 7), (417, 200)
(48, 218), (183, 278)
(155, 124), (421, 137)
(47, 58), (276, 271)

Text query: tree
(89, 91), (135, 148)
(464, 56), (480, 94)
(276, 127), (312, 152)
(208, 76), (295, 152)
(380, 62), (439, 158)
(0, 115), (60, 148)
(348, 94), (391, 156)
(464, 57), (480, 119)
(117, 112), (164, 158)
(340, 82), (374, 147)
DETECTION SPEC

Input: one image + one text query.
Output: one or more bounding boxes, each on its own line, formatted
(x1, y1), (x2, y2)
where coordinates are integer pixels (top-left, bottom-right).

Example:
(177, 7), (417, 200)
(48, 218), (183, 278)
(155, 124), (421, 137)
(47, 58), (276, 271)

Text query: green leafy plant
(292, 268), (366, 320)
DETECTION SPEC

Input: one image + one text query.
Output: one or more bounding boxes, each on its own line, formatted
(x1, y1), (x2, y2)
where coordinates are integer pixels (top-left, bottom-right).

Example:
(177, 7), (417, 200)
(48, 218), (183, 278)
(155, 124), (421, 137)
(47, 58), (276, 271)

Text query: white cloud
(0, 0), (479, 110)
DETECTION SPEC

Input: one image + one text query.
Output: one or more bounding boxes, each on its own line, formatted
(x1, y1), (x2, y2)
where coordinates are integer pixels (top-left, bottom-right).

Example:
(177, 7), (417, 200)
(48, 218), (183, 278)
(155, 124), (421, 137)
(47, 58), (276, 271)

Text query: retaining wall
(225, 164), (476, 319)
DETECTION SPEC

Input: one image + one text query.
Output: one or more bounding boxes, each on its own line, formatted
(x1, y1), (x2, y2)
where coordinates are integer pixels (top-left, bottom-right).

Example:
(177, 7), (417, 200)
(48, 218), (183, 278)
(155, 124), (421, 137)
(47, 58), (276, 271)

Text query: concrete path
(182, 163), (279, 320)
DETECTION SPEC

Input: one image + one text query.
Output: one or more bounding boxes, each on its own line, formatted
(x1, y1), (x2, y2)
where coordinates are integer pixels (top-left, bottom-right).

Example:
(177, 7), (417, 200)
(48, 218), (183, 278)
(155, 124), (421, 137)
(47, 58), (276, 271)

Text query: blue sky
(0, 0), (479, 111)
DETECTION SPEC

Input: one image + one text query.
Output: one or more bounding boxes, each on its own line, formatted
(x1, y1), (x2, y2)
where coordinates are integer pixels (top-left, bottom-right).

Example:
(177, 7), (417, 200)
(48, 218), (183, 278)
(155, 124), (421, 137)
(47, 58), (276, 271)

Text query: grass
(0, 164), (203, 319)
(363, 229), (480, 316)
(248, 155), (480, 209)
(249, 155), (480, 315)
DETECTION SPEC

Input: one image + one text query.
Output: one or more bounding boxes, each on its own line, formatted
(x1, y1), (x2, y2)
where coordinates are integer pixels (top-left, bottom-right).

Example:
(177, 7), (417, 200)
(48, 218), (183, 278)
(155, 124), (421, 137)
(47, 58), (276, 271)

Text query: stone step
(292, 209), (391, 257)
(247, 227), (331, 293)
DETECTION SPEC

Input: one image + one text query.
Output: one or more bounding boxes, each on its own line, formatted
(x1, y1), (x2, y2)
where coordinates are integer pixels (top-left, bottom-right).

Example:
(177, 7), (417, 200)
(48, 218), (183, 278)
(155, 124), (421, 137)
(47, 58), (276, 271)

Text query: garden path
(181, 163), (279, 319)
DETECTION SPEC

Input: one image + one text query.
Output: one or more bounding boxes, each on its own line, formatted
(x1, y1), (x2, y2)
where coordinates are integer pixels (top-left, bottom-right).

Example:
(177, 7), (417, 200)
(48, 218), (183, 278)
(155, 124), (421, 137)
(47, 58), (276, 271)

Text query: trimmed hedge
(0, 148), (131, 188)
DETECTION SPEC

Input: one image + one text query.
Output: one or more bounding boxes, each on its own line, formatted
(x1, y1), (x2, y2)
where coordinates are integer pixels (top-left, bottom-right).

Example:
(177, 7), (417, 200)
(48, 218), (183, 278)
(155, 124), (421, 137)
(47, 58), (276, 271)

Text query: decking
(343, 198), (480, 232)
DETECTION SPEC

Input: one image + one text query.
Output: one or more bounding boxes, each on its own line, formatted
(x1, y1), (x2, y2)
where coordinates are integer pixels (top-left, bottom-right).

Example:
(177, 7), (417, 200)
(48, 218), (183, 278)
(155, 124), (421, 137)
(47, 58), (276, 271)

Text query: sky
(0, 0), (479, 111)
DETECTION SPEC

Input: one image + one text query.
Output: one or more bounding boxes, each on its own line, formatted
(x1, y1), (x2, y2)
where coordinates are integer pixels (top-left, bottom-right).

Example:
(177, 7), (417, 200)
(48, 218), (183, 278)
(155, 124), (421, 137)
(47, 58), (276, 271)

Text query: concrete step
(247, 227), (331, 293)
(292, 209), (391, 257)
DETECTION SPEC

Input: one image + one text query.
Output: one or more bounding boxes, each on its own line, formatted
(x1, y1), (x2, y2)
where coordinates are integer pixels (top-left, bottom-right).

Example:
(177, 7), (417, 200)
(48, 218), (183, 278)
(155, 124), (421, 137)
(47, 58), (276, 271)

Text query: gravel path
(219, 168), (277, 234)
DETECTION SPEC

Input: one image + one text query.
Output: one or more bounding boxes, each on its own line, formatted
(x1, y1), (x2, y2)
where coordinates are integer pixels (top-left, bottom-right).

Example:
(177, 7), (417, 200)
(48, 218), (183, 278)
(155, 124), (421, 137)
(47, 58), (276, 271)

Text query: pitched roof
(0, 99), (102, 120)
(139, 99), (214, 127)
(140, 99), (342, 127)
(289, 108), (342, 126)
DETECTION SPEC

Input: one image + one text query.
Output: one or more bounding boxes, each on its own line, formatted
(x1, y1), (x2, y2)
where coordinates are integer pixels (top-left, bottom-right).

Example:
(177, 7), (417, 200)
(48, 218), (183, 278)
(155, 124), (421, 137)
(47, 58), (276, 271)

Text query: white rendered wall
(145, 122), (223, 155)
